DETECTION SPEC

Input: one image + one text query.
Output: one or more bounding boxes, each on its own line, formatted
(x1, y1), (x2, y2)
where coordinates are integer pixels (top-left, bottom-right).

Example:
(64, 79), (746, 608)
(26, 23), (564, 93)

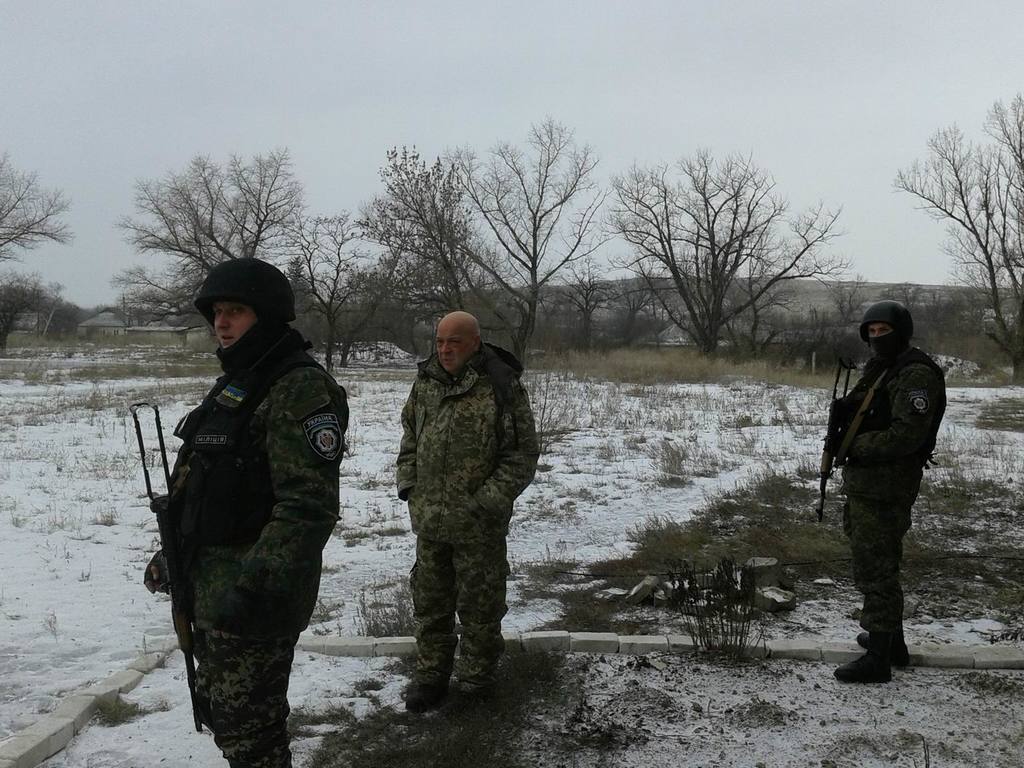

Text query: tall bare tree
(361, 148), (479, 318)
(562, 255), (612, 350)
(287, 213), (394, 371)
(454, 119), (606, 360)
(610, 151), (844, 355)
(0, 271), (46, 351)
(0, 154), (71, 262)
(895, 96), (1024, 379)
(118, 149), (303, 314)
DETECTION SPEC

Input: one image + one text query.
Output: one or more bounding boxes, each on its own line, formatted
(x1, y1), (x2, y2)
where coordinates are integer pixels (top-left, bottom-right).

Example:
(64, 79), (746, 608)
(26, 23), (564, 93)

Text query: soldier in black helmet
(143, 258), (347, 767)
(832, 300), (946, 684)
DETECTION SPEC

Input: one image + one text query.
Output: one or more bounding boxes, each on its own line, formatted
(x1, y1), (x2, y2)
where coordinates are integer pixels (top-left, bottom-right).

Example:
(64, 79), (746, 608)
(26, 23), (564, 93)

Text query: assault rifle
(815, 360), (891, 521)
(129, 402), (204, 733)
(815, 359), (853, 522)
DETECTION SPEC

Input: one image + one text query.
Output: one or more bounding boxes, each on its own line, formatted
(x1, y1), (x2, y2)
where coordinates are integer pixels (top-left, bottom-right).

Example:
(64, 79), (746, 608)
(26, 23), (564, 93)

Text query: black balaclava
(859, 300), (913, 363)
(216, 318), (291, 374)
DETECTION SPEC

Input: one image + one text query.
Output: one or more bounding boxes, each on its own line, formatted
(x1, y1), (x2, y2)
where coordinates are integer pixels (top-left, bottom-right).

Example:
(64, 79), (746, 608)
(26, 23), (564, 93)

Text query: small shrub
(92, 509), (119, 526)
(652, 439), (690, 487)
(353, 581), (415, 637)
(668, 557), (758, 657)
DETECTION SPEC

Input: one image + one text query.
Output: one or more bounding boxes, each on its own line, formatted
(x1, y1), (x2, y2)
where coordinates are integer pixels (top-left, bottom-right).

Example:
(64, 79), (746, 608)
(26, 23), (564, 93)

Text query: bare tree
(454, 119), (606, 360)
(0, 271), (47, 351)
(287, 214), (395, 371)
(895, 95), (1024, 380)
(610, 151), (844, 355)
(361, 148), (479, 318)
(118, 149), (303, 312)
(0, 154), (71, 262)
(561, 256), (612, 350)
(607, 278), (661, 346)
(827, 275), (869, 324)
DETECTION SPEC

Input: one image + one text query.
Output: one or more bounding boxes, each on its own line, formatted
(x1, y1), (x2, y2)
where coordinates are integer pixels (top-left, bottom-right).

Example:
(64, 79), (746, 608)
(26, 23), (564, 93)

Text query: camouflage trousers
(410, 534), (510, 687)
(843, 495), (913, 632)
(194, 629), (298, 768)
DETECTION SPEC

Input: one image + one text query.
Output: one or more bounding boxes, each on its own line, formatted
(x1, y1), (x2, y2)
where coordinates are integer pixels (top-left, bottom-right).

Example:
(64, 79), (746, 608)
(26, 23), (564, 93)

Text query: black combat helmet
(194, 259), (295, 325)
(858, 300), (913, 343)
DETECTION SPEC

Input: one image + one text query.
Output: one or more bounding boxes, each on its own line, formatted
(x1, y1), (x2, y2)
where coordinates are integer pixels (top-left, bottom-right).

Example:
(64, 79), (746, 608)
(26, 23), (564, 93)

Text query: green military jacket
(841, 350), (945, 502)
(396, 344), (539, 543)
(186, 365), (346, 637)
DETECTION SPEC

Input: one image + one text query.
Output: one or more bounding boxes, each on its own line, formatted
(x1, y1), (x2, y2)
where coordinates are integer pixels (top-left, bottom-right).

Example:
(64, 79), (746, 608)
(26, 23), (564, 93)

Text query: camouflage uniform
(841, 350), (945, 632)
(397, 343), (539, 688)
(170, 330), (346, 768)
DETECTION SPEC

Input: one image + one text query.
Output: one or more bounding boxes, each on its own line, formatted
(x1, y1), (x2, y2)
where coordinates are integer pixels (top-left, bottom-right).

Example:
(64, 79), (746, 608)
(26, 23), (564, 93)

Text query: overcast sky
(2, 0), (1023, 307)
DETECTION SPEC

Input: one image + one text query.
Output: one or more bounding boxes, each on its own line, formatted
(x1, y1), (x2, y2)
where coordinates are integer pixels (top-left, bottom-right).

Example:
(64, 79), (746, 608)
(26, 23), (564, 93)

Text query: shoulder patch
(303, 411), (343, 461)
(908, 388), (930, 414)
(286, 392), (332, 421)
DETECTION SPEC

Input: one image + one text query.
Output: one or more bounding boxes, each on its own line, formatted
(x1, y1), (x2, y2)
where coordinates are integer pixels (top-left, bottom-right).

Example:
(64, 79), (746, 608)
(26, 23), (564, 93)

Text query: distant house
(125, 323), (210, 348)
(77, 310), (127, 338)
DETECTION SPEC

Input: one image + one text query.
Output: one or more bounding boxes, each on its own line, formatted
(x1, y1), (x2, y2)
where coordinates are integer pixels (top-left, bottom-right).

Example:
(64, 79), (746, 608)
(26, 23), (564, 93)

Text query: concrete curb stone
(767, 639), (822, 661)
(569, 632), (619, 653)
(973, 645), (1024, 669)
(373, 637), (416, 657)
(521, 630), (570, 652)
(909, 642), (974, 669)
(667, 634), (696, 652)
(502, 631), (523, 652)
(820, 641), (862, 664)
(321, 636), (374, 657)
(127, 652), (167, 674)
(51, 695), (99, 733)
(0, 716), (75, 768)
(619, 635), (668, 654)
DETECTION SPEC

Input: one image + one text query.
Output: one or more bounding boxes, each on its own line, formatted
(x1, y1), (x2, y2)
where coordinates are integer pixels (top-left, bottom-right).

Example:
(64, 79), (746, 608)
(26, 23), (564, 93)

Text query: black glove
(211, 587), (261, 636)
(144, 550), (170, 594)
(149, 494), (170, 516)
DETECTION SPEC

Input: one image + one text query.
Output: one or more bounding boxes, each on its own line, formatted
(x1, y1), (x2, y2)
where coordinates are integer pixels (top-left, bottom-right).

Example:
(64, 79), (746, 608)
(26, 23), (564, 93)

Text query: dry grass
(534, 347), (834, 388)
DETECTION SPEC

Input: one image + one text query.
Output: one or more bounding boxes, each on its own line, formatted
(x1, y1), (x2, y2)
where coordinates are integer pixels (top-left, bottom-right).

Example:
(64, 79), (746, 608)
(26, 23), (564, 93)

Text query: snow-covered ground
(1, 348), (1022, 766)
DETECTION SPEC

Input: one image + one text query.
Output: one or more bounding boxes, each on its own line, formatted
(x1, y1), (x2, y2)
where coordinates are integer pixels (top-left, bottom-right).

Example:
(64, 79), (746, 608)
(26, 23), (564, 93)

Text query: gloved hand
(144, 550), (170, 594)
(149, 494), (170, 516)
(211, 587), (261, 636)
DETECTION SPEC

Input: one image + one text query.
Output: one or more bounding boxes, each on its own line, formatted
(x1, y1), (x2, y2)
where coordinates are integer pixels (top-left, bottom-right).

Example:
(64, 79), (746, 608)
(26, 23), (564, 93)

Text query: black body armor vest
(174, 347), (322, 545)
(850, 347), (947, 466)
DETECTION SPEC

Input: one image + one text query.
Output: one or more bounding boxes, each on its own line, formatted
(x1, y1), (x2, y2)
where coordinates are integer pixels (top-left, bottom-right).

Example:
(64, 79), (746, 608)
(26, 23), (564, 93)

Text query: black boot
(857, 626), (909, 667)
(404, 681), (449, 713)
(835, 631), (892, 683)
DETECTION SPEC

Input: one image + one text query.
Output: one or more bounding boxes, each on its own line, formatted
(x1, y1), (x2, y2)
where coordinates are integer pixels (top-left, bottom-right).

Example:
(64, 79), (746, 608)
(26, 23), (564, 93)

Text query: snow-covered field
(1, 347), (1022, 766)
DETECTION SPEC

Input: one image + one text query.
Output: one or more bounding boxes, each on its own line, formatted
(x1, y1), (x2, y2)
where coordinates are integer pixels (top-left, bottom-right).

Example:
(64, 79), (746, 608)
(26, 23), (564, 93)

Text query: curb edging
(3, 632), (1023, 768)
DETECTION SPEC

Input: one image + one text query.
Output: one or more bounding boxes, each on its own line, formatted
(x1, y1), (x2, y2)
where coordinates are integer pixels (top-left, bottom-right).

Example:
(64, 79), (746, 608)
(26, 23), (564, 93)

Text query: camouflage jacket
(178, 362), (347, 637)
(842, 348), (946, 502)
(396, 344), (539, 543)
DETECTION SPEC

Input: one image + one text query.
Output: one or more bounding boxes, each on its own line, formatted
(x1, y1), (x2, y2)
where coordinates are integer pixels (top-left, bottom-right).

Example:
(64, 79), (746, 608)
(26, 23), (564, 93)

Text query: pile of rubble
(600, 556), (798, 613)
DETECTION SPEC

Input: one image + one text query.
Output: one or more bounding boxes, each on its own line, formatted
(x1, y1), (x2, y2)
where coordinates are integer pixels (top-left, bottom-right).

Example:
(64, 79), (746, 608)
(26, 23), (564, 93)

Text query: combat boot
(404, 681), (449, 713)
(835, 631), (892, 683)
(857, 625), (910, 667)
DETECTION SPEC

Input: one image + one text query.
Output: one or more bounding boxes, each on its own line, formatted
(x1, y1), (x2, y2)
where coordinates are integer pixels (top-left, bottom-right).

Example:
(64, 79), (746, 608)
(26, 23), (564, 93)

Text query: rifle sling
(834, 367), (889, 466)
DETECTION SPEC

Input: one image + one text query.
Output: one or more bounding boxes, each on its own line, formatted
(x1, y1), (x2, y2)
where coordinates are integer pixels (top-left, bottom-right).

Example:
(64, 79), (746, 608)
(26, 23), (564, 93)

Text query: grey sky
(3, 0), (1022, 307)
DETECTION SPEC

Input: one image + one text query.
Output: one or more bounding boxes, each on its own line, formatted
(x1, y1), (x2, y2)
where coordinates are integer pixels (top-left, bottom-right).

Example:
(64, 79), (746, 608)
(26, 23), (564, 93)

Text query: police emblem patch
(302, 412), (342, 460)
(908, 388), (930, 414)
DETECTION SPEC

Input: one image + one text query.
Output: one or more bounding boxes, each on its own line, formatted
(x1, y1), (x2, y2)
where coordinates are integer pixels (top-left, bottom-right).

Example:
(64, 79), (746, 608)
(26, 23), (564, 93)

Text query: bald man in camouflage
(397, 311), (539, 712)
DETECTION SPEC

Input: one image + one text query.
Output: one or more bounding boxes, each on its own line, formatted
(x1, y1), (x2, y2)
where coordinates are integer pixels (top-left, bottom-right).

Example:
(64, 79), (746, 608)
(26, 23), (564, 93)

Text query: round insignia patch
(910, 395), (929, 413)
